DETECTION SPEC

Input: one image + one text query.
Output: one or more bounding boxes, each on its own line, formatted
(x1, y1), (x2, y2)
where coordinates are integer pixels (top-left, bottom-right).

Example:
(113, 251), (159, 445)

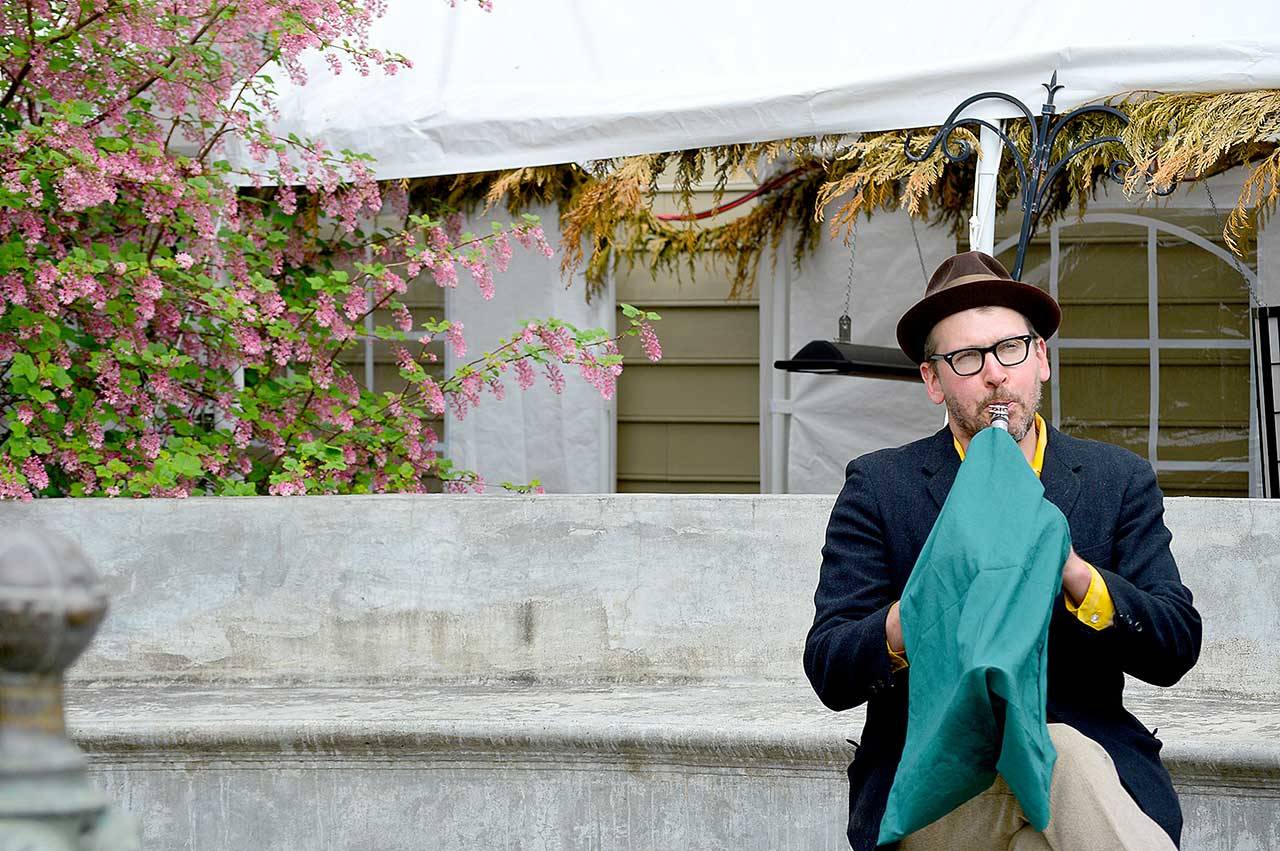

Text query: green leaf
(10, 353), (38, 382)
(48, 367), (72, 389)
(171, 453), (204, 477)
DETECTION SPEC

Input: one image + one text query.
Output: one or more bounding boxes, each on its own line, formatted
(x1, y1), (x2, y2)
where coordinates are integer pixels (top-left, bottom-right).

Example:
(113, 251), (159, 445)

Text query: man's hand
(886, 600), (905, 655)
(1062, 547), (1092, 607)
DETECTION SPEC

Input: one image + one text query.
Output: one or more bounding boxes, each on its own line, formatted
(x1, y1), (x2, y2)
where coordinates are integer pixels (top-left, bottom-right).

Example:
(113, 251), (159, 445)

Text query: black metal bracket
(904, 71), (1173, 280)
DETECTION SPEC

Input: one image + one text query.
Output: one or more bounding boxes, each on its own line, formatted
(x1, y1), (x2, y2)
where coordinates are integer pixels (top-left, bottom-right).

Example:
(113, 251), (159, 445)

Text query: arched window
(996, 214), (1256, 497)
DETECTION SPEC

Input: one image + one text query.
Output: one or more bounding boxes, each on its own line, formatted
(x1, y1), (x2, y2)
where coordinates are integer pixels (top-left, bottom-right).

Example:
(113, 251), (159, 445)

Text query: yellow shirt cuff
(1064, 562), (1114, 630)
(887, 639), (909, 672)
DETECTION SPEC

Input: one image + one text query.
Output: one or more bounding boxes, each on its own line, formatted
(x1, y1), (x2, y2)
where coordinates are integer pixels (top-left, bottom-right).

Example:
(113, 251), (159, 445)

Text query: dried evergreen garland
(399, 90), (1280, 299)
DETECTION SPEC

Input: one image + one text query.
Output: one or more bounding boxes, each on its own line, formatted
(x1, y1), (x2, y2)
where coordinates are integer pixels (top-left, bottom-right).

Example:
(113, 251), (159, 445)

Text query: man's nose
(981, 353), (1009, 386)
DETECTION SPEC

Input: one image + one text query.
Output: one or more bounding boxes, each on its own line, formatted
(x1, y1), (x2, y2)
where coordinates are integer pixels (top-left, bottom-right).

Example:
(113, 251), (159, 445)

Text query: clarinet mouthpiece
(987, 403), (1010, 431)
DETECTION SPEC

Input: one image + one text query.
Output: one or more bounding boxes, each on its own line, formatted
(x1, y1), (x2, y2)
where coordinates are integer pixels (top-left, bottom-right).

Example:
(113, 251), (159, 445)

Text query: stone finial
(0, 528), (109, 677)
(0, 525), (139, 851)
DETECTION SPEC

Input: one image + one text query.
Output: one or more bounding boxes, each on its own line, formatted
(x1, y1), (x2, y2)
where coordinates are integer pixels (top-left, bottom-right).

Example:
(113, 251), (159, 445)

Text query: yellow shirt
(888, 414), (1113, 671)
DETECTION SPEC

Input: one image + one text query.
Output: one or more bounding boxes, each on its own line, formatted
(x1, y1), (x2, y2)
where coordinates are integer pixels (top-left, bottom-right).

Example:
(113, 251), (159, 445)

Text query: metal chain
(1205, 180), (1264, 308)
(908, 213), (930, 285)
(843, 224), (856, 317)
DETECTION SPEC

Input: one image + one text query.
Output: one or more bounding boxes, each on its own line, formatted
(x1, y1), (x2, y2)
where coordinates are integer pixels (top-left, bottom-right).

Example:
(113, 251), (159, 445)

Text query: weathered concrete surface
(3, 495), (1278, 849)
(1, 495), (1275, 697)
(63, 684), (1280, 850)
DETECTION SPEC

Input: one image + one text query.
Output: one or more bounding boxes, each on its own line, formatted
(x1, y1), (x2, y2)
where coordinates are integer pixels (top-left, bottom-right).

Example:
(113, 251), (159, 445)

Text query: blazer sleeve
(804, 457), (901, 711)
(1089, 456), (1202, 687)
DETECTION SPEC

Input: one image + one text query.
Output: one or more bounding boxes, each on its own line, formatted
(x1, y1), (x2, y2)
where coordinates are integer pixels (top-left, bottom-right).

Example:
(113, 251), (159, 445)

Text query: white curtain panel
(445, 205), (612, 493)
(784, 209), (955, 493)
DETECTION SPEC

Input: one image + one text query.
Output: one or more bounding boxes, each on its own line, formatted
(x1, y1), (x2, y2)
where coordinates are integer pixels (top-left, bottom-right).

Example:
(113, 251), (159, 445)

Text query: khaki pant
(898, 724), (1177, 851)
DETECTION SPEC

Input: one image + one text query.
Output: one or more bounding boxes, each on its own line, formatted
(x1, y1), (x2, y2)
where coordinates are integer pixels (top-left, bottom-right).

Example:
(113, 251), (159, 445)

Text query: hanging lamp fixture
(773, 218), (920, 380)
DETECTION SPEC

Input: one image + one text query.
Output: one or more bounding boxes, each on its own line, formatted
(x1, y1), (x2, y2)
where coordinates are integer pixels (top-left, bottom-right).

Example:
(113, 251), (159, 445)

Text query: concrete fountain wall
(2, 494), (1276, 850)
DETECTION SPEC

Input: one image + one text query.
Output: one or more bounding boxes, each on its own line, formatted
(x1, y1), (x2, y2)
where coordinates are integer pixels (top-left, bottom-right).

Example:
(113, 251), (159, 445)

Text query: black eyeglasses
(928, 334), (1037, 377)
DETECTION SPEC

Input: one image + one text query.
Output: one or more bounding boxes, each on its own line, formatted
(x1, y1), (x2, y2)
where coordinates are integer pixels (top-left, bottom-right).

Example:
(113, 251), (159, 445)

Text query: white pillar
(970, 122), (1005, 254)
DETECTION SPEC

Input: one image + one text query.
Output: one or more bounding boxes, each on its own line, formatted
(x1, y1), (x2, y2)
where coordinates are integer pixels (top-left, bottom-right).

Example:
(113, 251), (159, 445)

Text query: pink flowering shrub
(0, 0), (660, 499)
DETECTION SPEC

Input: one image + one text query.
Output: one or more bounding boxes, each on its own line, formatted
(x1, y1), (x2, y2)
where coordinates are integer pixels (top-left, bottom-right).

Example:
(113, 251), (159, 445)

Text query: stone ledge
(67, 683), (1280, 780)
(67, 683), (1280, 850)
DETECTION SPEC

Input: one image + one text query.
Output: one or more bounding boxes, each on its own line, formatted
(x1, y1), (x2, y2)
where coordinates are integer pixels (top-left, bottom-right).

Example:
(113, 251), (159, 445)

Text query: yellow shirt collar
(953, 413), (1048, 478)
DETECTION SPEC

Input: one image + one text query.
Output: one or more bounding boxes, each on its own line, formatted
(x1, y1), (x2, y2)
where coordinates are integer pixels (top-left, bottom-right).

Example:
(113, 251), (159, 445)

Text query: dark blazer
(803, 424), (1202, 850)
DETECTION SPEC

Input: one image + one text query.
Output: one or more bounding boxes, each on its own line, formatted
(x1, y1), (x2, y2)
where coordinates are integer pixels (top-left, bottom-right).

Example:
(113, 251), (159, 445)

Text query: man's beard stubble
(945, 378), (1043, 443)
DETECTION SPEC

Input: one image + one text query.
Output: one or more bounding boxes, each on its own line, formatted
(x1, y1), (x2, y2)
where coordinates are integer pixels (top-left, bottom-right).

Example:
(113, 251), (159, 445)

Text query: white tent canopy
(239, 0), (1280, 180)
(241, 2), (1280, 495)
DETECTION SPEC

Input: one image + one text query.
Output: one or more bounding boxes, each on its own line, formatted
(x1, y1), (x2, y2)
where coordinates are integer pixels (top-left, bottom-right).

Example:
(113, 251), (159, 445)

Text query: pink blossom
(139, 432), (164, 460)
(461, 373), (483, 408)
(149, 485), (191, 499)
(21, 457), (50, 491)
(463, 256), (495, 300)
(531, 226), (554, 257)
(343, 285), (366, 321)
(0, 460), (34, 501)
(421, 376), (446, 415)
(174, 252), (195, 270)
(310, 361), (334, 389)
(393, 305), (413, 332)
(446, 323), (466, 358)
(137, 274), (164, 300)
(544, 362), (566, 395)
(268, 479), (308, 496)
(56, 166), (117, 211)
(578, 351), (622, 401)
(433, 258), (458, 288)
(314, 293), (340, 328)
(86, 421), (105, 450)
(538, 325), (577, 359)
(492, 231), (512, 273)
(514, 358), (536, 390)
(259, 292), (287, 320)
(640, 322), (663, 362)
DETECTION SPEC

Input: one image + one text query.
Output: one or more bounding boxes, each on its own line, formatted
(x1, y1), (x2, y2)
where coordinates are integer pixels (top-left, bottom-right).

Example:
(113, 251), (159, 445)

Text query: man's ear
(1035, 337), (1050, 382)
(920, 361), (946, 405)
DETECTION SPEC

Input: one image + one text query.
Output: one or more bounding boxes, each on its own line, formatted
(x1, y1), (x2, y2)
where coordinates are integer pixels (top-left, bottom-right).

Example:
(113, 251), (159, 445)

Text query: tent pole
(970, 122), (1004, 255)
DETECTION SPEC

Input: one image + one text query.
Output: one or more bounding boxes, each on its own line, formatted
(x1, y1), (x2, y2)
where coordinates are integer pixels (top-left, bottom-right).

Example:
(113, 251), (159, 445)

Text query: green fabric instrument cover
(877, 426), (1070, 845)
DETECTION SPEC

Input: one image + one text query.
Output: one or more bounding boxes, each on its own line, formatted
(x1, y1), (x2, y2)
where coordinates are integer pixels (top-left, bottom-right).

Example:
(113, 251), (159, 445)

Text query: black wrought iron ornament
(777, 72), (1169, 380)
(905, 71), (1170, 280)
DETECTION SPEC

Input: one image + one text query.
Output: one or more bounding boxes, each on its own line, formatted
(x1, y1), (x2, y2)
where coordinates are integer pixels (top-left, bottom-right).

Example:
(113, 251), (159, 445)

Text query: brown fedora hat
(895, 251), (1061, 363)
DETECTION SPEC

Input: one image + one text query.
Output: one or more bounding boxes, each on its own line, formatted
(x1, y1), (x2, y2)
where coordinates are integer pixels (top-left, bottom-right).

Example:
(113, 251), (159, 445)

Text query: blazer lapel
(923, 427), (962, 510)
(1040, 425), (1082, 521)
(922, 422), (1081, 518)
